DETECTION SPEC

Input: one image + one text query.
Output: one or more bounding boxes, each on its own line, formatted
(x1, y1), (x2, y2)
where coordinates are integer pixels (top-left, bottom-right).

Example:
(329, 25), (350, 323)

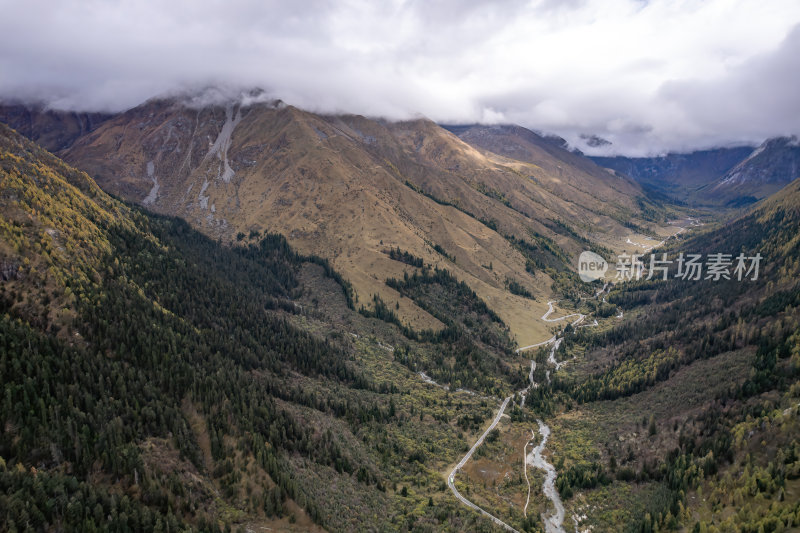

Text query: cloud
(0, 0), (799, 155)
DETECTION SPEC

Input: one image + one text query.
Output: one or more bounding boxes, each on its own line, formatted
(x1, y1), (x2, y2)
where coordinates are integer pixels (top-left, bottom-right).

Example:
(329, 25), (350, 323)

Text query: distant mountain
(705, 135), (800, 205)
(442, 123), (627, 192)
(51, 94), (654, 345)
(591, 137), (800, 207)
(590, 146), (755, 203)
(0, 102), (112, 151)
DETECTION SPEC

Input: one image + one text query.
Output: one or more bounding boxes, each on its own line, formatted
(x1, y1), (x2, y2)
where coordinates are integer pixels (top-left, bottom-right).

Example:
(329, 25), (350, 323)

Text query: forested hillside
(0, 123), (523, 532)
(524, 179), (800, 531)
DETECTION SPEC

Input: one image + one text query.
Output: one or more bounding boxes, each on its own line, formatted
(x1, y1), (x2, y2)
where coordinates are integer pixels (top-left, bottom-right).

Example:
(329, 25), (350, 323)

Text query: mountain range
(591, 136), (800, 206)
(1, 94), (661, 346)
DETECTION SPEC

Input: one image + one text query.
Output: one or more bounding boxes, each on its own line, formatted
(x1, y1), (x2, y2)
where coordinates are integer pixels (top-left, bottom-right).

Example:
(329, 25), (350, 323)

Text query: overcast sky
(1, 0), (799, 156)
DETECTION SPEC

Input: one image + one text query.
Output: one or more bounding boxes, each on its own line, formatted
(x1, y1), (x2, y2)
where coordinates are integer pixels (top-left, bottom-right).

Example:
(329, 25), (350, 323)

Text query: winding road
(447, 396), (521, 533)
(516, 300), (586, 354)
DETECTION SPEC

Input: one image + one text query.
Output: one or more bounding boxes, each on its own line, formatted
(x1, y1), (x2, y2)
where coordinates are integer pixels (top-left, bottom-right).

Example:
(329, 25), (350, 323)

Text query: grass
(455, 418), (533, 529)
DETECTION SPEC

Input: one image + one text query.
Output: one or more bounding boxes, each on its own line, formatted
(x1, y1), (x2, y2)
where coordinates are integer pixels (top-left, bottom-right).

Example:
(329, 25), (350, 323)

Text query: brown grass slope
(443, 123), (643, 208)
(61, 97), (653, 345)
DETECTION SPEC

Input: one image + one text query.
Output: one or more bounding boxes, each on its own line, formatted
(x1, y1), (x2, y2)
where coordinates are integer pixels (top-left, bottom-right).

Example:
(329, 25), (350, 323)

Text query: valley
(446, 280), (612, 533)
(2, 2), (799, 532)
(1, 96), (799, 533)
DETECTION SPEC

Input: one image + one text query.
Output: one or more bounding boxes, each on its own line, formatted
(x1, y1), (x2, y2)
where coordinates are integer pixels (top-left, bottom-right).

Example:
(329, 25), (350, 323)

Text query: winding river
(525, 421), (566, 533)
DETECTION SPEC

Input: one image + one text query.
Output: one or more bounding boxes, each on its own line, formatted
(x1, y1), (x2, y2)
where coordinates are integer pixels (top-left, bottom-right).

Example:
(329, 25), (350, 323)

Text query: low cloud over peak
(0, 0), (798, 156)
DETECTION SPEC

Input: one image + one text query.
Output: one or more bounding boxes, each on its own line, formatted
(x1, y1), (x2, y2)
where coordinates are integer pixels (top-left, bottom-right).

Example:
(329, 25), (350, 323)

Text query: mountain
(0, 121), (534, 532)
(530, 177), (800, 531)
(590, 137), (800, 207)
(706, 135), (800, 205)
(590, 146), (755, 202)
(442, 124), (638, 202)
(56, 92), (658, 346)
(0, 102), (112, 152)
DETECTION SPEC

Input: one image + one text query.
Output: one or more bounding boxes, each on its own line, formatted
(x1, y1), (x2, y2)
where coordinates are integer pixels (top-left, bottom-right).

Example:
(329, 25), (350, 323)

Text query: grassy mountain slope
(443, 124), (643, 209)
(57, 95), (660, 346)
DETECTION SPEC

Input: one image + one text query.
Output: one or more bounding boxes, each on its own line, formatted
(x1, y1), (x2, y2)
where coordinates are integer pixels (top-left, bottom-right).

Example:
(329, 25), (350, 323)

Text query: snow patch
(744, 143), (767, 162)
(720, 143), (767, 185)
(312, 125), (328, 140)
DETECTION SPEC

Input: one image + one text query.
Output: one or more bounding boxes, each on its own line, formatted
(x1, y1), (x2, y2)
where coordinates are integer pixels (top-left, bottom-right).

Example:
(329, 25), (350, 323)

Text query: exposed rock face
(0, 258), (20, 281)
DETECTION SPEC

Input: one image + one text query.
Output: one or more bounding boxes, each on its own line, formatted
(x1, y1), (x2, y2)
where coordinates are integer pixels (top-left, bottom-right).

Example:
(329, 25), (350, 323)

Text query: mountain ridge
(48, 95), (660, 345)
(0, 102), (113, 152)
